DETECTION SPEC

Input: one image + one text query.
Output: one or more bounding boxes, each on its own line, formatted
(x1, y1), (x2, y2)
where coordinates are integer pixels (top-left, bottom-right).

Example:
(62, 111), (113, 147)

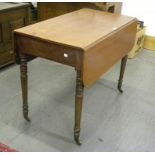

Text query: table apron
(15, 35), (83, 70)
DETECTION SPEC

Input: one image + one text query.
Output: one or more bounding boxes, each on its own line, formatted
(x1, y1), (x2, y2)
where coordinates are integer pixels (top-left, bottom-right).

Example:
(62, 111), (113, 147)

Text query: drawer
(15, 34), (81, 68)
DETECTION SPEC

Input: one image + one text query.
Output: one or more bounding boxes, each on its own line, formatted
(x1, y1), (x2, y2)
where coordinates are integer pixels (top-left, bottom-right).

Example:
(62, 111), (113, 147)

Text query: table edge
(84, 18), (137, 51)
(14, 18), (137, 52)
(14, 31), (84, 52)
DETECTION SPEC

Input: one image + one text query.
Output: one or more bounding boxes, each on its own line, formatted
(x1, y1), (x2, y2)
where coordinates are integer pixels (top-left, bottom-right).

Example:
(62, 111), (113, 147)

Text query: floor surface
(0, 49), (155, 151)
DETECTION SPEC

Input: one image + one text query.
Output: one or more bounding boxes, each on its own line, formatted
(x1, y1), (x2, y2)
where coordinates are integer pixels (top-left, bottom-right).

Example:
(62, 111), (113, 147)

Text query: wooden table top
(15, 8), (136, 50)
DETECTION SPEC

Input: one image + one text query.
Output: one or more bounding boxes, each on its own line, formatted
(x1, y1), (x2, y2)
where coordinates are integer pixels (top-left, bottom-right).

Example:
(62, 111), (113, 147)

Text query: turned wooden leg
(118, 55), (128, 93)
(74, 70), (84, 145)
(20, 53), (30, 122)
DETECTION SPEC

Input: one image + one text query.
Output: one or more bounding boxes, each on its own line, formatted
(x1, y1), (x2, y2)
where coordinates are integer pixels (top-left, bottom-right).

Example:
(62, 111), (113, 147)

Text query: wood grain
(14, 8), (137, 144)
(83, 21), (137, 86)
(14, 8), (136, 50)
(14, 8), (137, 86)
(15, 34), (83, 70)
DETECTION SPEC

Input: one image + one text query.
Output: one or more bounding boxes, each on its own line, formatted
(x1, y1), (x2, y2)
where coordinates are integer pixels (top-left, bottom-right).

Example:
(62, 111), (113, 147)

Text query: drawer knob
(64, 53), (68, 58)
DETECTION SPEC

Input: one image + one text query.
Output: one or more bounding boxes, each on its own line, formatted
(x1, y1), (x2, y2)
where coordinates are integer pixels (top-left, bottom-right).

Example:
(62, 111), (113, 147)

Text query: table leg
(74, 70), (84, 145)
(118, 55), (128, 93)
(20, 53), (30, 122)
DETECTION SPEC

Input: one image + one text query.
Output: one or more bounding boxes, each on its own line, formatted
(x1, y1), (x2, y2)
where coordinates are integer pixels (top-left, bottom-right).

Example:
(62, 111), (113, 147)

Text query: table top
(14, 8), (136, 50)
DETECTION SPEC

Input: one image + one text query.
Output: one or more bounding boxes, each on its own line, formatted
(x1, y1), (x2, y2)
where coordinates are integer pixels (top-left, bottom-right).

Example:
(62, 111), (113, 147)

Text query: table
(14, 8), (137, 145)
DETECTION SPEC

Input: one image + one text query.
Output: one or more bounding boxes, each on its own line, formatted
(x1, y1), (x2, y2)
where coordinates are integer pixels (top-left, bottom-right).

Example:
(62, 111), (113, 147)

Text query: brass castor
(74, 135), (81, 145)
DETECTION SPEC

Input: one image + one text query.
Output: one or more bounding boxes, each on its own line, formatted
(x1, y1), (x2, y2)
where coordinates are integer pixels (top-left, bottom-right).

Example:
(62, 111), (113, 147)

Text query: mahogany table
(14, 8), (137, 145)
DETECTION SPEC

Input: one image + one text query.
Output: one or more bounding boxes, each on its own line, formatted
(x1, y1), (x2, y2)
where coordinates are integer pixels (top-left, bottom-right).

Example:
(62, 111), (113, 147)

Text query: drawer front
(15, 35), (82, 69)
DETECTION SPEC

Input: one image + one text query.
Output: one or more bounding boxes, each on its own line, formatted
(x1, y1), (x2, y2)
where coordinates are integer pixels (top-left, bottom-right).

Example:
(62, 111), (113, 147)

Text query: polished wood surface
(19, 52), (30, 122)
(14, 35), (83, 70)
(74, 70), (84, 145)
(14, 9), (137, 145)
(15, 8), (136, 50)
(83, 21), (137, 85)
(15, 8), (137, 86)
